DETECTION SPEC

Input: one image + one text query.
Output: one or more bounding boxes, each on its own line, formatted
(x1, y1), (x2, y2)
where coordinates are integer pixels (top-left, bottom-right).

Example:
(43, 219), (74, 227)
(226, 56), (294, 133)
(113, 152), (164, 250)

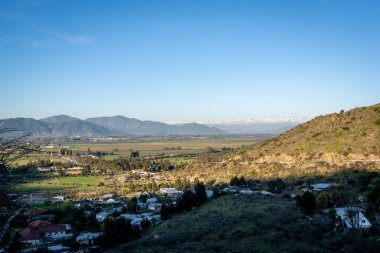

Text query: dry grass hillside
(245, 103), (380, 159)
(168, 103), (380, 183)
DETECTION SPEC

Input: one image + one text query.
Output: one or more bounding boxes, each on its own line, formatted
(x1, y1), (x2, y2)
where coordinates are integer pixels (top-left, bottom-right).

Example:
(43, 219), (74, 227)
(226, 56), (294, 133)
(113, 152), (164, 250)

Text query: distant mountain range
(0, 115), (227, 137)
(167, 117), (307, 134)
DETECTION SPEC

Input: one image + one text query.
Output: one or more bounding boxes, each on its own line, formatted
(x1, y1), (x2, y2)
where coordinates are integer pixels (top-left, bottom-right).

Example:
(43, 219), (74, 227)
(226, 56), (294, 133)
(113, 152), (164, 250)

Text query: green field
(28, 202), (60, 211)
(11, 156), (60, 166)
(16, 176), (110, 192)
(101, 154), (121, 160)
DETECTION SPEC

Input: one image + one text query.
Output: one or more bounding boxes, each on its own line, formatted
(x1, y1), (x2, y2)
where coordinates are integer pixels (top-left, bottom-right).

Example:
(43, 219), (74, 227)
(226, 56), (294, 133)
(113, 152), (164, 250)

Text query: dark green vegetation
(114, 195), (306, 253)
(112, 169), (380, 253)
(114, 194), (375, 253)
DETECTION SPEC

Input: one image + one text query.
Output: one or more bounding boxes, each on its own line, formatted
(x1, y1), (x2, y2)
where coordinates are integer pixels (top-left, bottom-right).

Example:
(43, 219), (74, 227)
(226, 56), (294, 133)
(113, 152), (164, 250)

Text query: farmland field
(51, 136), (264, 158)
(16, 176), (111, 192)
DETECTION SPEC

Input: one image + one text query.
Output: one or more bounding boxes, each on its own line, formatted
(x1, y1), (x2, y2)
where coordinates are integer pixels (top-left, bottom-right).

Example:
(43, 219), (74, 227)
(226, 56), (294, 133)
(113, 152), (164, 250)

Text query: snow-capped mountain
(166, 117), (308, 134)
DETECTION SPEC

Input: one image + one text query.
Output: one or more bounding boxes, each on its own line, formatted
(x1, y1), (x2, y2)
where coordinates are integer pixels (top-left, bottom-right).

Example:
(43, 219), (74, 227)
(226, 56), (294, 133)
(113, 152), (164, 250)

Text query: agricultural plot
(63, 137), (262, 158)
(16, 176), (110, 192)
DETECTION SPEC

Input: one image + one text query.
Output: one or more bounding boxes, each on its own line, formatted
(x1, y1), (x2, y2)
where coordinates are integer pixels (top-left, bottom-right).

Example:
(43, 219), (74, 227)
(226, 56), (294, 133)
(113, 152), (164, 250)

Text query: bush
(297, 192), (316, 215)
(316, 191), (332, 209)
(267, 178), (286, 193)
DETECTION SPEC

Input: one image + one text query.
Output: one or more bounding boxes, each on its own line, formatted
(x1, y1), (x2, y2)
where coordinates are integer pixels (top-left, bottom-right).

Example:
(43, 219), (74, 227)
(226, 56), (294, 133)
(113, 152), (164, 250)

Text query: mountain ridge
(85, 116), (227, 136)
(0, 115), (227, 137)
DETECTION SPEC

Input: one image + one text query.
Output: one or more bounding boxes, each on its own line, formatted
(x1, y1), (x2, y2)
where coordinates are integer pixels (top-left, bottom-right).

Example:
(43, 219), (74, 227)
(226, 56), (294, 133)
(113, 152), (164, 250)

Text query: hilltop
(170, 103), (380, 183)
(243, 103), (380, 159)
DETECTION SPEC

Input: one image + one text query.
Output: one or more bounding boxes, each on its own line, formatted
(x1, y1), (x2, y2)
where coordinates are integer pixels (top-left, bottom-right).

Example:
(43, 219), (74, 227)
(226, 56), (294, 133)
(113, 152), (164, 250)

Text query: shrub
(297, 192), (316, 215)
(316, 191), (332, 209)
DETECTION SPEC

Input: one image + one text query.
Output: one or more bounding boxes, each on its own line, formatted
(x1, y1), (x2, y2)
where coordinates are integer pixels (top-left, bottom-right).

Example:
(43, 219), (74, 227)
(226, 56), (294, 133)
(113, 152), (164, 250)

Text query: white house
(76, 232), (104, 245)
(159, 188), (184, 197)
(112, 206), (124, 213)
(101, 193), (113, 200)
(53, 195), (65, 201)
(222, 187), (238, 193)
(120, 213), (140, 221)
(96, 211), (111, 223)
(260, 191), (275, 196)
(310, 183), (331, 191)
(148, 203), (162, 212)
(19, 224), (72, 246)
(239, 189), (254, 195)
(132, 169), (148, 176)
(47, 245), (70, 252)
(146, 198), (158, 203)
(336, 207), (372, 229)
(206, 190), (214, 198)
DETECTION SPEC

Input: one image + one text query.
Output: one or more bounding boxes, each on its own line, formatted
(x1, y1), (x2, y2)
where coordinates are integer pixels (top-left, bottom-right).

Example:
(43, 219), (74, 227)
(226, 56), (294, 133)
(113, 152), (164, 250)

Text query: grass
(11, 156), (59, 166)
(28, 203), (60, 211)
(56, 176), (103, 185)
(16, 176), (109, 192)
(101, 154), (121, 160)
(166, 157), (196, 165)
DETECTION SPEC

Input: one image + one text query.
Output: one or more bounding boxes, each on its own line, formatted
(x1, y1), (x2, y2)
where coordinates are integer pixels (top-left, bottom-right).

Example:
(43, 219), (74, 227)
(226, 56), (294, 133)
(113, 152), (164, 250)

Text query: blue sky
(0, 0), (379, 121)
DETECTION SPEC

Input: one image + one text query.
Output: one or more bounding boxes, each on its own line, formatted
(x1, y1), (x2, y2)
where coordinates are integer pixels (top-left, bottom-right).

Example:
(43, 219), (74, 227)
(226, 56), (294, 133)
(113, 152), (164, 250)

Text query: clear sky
(0, 0), (379, 122)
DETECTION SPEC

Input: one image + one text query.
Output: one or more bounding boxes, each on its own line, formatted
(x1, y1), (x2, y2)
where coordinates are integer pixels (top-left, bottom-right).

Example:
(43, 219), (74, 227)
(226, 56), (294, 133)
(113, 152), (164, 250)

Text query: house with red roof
(18, 224), (73, 246)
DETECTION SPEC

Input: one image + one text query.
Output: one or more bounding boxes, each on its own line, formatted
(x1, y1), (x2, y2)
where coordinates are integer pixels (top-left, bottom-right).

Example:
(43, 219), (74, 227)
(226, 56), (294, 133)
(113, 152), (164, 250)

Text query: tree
(178, 190), (196, 212)
(239, 176), (247, 186)
(140, 218), (150, 230)
(316, 191), (333, 209)
(0, 128), (41, 167)
(230, 176), (239, 186)
(161, 203), (175, 220)
(0, 129), (42, 209)
(297, 192), (316, 215)
(365, 177), (380, 207)
(130, 150), (140, 158)
(173, 178), (182, 190)
(151, 180), (158, 192)
(58, 167), (65, 177)
(99, 217), (136, 246)
(267, 178), (286, 193)
(194, 182), (207, 206)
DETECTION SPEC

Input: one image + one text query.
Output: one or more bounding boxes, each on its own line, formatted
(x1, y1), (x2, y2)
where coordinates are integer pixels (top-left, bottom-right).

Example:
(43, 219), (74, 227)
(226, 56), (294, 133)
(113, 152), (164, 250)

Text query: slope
(48, 120), (119, 137)
(169, 103), (380, 183)
(0, 118), (52, 137)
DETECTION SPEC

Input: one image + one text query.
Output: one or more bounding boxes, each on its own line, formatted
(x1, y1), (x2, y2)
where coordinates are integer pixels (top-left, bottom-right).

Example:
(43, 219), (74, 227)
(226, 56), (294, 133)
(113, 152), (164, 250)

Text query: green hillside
(112, 194), (337, 253)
